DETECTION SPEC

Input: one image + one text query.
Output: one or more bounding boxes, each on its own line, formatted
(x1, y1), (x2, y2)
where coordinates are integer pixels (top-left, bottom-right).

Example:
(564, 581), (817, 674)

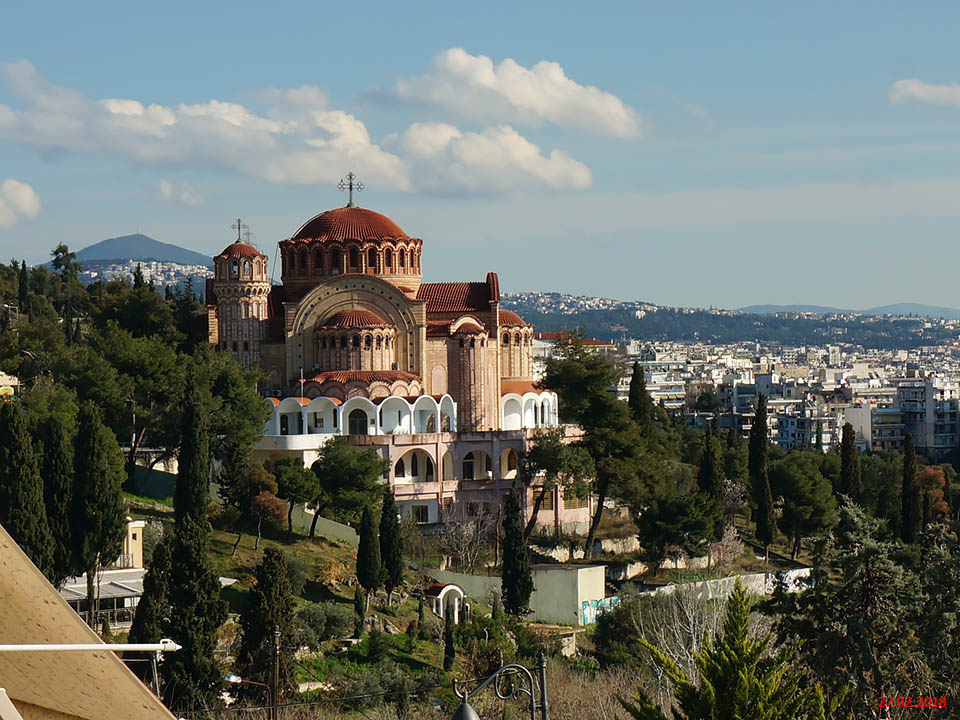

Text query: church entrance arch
(348, 408), (368, 435)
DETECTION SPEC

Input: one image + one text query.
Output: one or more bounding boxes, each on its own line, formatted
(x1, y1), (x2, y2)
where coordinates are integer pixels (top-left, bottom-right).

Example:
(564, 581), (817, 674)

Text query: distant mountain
(739, 304), (850, 315)
(863, 303), (960, 319)
(739, 303), (960, 319)
(76, 234), (212, 267)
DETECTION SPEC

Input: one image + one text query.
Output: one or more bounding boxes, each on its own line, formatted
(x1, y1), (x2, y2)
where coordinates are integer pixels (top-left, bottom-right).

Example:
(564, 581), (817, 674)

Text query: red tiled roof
(501, 380), (544, 396)
(291, 206), (410, 242)
(453, 322), (485, 334)
(418, 282), (492, 313)
(216, 240), (267, 259)
(304, 370), (421, 385)
(498, 309), (528, 327)
(320, 309), (391, 329)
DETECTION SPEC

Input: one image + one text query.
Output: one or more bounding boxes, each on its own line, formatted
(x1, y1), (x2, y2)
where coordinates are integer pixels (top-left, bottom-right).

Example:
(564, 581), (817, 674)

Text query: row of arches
(266, 394), (458, 437)
(283, 243), (422, 278)
(500, 391), (559, 431)
(392, 447), (519, 484)
(315, 329), (397, 372)
(215, 257), (268, 281)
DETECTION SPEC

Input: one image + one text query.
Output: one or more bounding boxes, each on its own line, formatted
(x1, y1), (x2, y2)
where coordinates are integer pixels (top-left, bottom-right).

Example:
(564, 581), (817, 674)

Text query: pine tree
(619, 579), (845, 720)
(501, 490), (533, 615)
(379, 490), (404, 600)
(41, 416), (76, 587)
(237, 548), (296, 702)
(628, 362), (653, 430)
(839, 422), (861, 500)
(72, 402), (126, 617)
(748, 395), (776, 558)
(163, 373), (227, 711)
(357, 505), (383, 595)
(0, 402), (54, 580)
(443, 606), (456, 671)
(901, 433), (922, 543)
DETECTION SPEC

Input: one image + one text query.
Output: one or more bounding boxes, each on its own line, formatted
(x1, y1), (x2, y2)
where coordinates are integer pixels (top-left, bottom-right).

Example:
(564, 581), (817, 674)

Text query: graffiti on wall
(581, 596), (619, 625)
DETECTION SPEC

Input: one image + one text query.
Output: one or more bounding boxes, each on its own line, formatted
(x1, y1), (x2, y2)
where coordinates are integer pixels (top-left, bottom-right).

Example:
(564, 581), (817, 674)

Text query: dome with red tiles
(320, 309), (391, 329)
(216, 240), (266, 259)
(498, 309), (529, 327)
(291, 206), (410, 243)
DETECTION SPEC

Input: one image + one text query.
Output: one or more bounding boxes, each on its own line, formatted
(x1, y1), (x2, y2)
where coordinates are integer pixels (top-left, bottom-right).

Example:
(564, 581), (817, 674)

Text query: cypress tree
(379, 490), (404, 599)
(163, 374), (227, 711)
(839, 422), (861, 500)
(697, 432), (724, 499)
(354, 585), (365, 637)
(72, 402), (126, 618)
(41, 416), (76, 587)
(129, 535), (173, 644)
(357, 505), (383, 595)
(901, 433), (922, 543)
(17, 260), (28, 307)
(748, 395), (776, 559)
(237, 548), (296, 702)
(0, 402), (54, 581)
(501, 489), (533, 615)
(628, 362), (653, 430)
(443, 606), (456, 671)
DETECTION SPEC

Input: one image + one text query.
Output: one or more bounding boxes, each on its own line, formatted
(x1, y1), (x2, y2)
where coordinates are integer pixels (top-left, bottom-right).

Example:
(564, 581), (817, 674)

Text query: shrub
(295, 602), (355, 650)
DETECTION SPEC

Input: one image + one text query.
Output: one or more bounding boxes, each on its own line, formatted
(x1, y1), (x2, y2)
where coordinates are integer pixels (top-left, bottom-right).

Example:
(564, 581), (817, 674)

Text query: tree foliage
(357, 505), (383, 594)
(311, 437), (389, 530)
(500, 490), (533, 615)
(748, 395), (776, 554)
(839, 422), (861, 501)
(769, 452), (839, 560)
(901, 434), (922, 543)
(379, 490), (404, 595)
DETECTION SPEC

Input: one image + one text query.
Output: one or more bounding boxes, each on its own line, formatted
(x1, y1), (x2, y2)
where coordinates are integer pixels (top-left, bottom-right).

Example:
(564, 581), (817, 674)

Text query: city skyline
(4, 2), (960, 309)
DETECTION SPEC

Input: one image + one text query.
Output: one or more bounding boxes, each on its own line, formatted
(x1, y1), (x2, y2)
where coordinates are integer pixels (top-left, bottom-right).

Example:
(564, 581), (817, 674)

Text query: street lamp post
(450, 651), (548, 720)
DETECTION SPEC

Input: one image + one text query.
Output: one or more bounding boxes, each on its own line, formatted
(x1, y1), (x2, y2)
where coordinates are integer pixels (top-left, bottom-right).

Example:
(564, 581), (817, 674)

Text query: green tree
(901, 433), (922, 543)
(357, 505), (383, 595)
(237, 547), (297, 702)
(354, 585), (365, 637)
(697, 432), (724, 500)
(839, 422), (861, 501)
(748, 395), (776, 558)
(17, 260), (28, 307)
(41, 416), (77, 586)
(519, 427), (594, 538)
(273, 456), (319, 539)
(310, 437), (389, 531)
(50, 243), (82, 281)
(128, 535), (173, 645)
(633, 478), (718, 571)
(72, 402), (126, 619)
(163, 371), (227, 711)
(500, 490), (533, 615)
(628, 361), (654, 430)
(769, 453), (839, 560)
(443, 607), (456, 671)
(619, 579), (845, 720)
(379, 490), (404, 600)
(0, 402), (54, 581)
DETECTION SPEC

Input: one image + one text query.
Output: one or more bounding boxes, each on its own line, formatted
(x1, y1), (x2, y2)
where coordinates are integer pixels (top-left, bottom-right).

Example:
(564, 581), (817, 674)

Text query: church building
(206, 184), (587, 530)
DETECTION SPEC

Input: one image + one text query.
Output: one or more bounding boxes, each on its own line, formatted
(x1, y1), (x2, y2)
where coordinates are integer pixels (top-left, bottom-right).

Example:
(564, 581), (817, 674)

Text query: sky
(3, 1), (960, 309)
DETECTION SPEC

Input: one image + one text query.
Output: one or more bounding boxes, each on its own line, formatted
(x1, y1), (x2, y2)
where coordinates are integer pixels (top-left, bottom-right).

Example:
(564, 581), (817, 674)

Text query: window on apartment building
(540, 491), (554, 511)
(441, 497), (453, 517)
(412, 505), (429, 523)
(563, 493), (588, 510)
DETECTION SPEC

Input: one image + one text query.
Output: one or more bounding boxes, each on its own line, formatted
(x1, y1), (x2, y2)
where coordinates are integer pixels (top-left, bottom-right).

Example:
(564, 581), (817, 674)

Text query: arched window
(395, 458), (405, 477)
(332, 249), (340, 271)
(365, 335), (372, 348)
(340, 336), (347, 348)
(462, 452), (475, 480)
(368, 248), (377, 269)
(385, 248), (393, 268)
(459, 339), (465, 348)
(321, 337), (327, 349)
(287, 252), (295, 271)
(411, 453), (419, 478)
(349, 249), (359, 268)
(315, 248), (324, 270)
(242, 260), (250, 275)
(502, 333), (510, 344)
(231, 260), (239, 276)
(348, 409), (368, 436)
(398, 249), (406, 268)
(376, 335), (382, 349)
(470, 338), (475, 348)
(299, 250), (307, 270)
(352, 335), (360, 348)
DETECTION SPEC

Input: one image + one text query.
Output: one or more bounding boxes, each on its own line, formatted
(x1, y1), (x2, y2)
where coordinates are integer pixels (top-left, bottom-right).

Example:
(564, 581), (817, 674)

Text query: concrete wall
(291, 505), (359, 546)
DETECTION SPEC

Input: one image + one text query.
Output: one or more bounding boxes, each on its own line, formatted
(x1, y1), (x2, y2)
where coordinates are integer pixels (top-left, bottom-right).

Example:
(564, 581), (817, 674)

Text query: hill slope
(77, 234), (212, 267)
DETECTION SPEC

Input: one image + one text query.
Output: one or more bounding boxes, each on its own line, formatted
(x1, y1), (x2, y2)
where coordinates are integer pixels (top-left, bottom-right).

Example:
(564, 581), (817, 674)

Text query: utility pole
(272, 625), (281, 720)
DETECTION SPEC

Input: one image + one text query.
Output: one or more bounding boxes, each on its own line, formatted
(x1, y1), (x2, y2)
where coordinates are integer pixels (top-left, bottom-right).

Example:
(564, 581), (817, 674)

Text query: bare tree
(710, 524), (745, 573)
(438, 502), (497, 574)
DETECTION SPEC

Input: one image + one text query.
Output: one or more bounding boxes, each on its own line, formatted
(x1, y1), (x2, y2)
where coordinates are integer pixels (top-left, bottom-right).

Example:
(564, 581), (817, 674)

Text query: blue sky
(3, 1), (960, 309)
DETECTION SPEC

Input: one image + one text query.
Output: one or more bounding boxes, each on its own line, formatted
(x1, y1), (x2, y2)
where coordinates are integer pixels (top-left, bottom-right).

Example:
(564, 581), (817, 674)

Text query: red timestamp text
(878, 697), (947, 708)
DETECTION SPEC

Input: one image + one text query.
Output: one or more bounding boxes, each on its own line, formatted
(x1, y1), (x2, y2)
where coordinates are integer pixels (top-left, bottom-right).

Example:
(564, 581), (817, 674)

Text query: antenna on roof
(338, 172), (364, 207)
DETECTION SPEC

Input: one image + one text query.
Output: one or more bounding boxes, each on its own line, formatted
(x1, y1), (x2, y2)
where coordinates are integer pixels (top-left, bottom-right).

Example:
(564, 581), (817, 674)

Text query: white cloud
(390, 48), (643, 138)
(0, 178), (41, 228)
(159, 180), (203, 207)
(0, 60), (594, 195)
(889, 78), (960, 108)
(386, 123), (592, 193)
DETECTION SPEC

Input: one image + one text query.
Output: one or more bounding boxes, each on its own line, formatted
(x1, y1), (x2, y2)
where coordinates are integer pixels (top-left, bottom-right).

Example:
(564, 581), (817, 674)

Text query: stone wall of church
(424, 339), (449, 396)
